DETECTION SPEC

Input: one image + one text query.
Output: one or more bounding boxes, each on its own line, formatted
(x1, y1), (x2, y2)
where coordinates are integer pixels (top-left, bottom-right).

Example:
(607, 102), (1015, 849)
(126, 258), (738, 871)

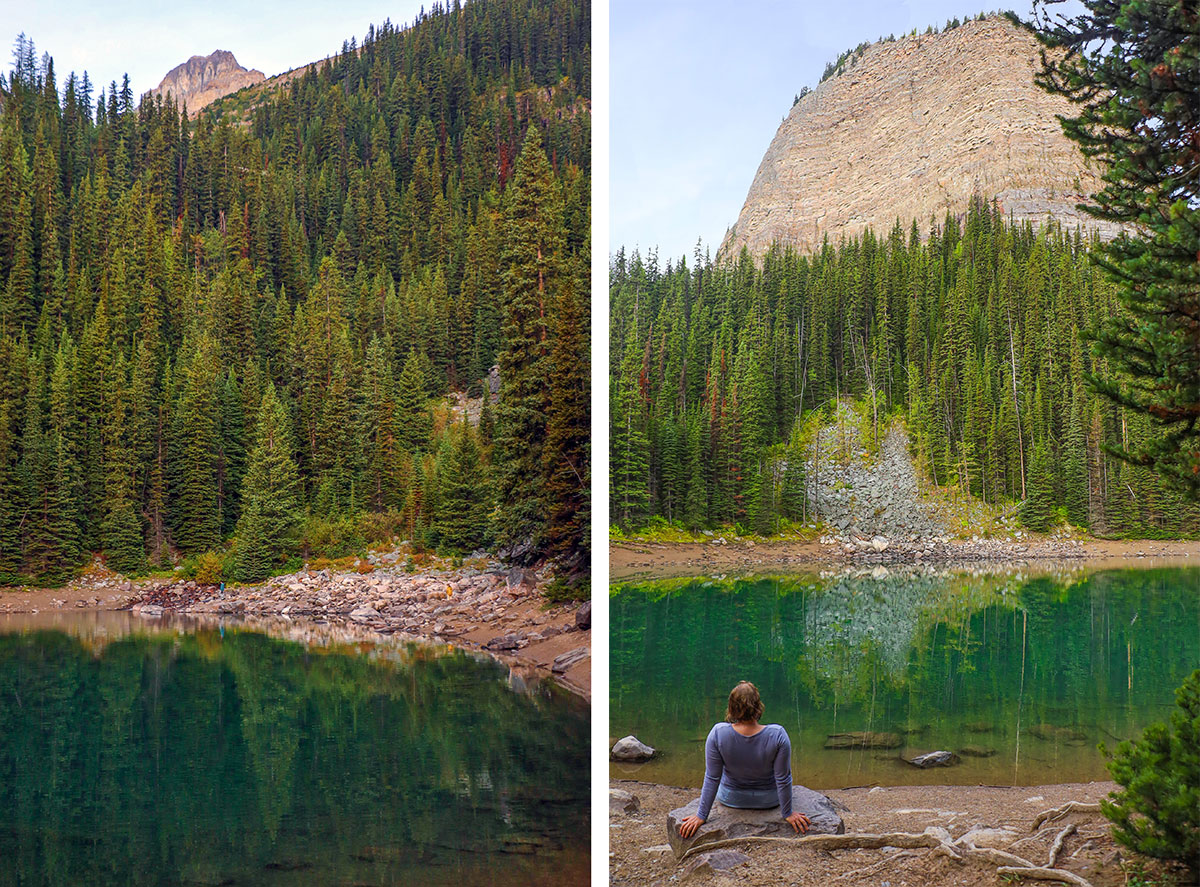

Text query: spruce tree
(492, 125), (563, 559)
(234, 382), (302, 582)
(433, 422), (489, 555)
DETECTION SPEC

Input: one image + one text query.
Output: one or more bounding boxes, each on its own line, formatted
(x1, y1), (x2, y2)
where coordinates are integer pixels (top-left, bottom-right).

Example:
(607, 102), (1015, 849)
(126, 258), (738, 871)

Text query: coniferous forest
(610, 202), (1200, 539)
(0, 0), (590, 585)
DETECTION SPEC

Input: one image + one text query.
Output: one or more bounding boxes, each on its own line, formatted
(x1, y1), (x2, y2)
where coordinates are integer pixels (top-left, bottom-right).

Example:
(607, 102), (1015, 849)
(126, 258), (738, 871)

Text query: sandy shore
(609, 778), (1179, 886)
(0, 564), (591, 698)
(611, 538), (1198, 581)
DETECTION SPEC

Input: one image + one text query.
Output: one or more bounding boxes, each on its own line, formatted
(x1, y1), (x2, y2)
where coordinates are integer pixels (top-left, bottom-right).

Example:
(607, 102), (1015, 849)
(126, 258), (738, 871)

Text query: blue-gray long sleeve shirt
(696, 722), (793, 820)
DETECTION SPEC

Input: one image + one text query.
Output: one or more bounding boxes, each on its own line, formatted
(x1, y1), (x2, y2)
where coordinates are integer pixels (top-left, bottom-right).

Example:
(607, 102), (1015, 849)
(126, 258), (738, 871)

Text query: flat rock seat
(667, 786), (846, 859)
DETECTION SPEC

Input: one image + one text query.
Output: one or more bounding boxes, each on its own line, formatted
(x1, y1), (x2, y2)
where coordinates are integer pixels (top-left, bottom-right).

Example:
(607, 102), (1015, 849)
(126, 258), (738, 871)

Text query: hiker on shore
(678, 681), (810, 838)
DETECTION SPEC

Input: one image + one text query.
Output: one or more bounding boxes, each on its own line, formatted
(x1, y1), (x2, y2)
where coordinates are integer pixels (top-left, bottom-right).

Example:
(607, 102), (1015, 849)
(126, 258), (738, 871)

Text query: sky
(611, 0), (1081, 264)
(0, 0), (428, 103)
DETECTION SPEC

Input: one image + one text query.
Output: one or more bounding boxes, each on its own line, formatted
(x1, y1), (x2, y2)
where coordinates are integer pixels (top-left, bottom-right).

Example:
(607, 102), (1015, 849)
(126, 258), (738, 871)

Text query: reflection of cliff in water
(0, 625), (589, 886)
(611, 567), (1199, 786)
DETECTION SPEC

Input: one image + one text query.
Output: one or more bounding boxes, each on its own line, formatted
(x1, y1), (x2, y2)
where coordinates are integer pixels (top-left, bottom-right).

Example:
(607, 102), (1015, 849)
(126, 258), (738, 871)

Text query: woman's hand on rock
(786, 812), (811, 834)
(679, 815), (705, 838)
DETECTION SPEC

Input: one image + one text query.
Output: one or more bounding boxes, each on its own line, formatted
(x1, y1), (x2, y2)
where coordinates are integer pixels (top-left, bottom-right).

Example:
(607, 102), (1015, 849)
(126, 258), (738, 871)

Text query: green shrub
(1101, 669), (1200, 884)
(182, 550), (229, 585)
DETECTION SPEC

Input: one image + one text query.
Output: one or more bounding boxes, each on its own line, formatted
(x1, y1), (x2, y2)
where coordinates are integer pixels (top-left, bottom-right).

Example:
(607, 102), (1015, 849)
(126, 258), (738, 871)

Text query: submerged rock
(667, 785), (845, 859)
(904, 750), (960, 768)
(611, 736), (655, 762)
(957, 745), (997, 758)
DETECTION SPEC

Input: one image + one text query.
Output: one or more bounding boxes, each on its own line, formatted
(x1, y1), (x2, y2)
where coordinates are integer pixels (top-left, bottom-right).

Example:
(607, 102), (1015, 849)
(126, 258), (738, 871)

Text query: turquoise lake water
(611, 565), (1198, 789)
(0, 614), (589, 886)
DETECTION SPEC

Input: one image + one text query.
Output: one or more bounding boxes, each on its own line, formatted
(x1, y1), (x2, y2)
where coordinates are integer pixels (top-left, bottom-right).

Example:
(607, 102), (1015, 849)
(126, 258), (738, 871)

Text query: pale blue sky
(611, 0), (1077, 263)
(0, 0), (427, 101)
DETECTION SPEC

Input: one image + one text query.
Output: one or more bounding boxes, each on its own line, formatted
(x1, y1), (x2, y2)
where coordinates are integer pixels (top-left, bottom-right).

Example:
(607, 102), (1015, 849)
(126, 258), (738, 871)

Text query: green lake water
(611, 565), (1199, 790)
(0, 613), (589, 886)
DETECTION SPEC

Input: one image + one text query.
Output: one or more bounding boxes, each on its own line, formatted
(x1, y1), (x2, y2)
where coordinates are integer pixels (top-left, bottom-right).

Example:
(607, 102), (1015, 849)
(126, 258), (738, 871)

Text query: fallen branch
(996, 864), (1095, 887)
(1048, 824), (1076, 868)
(1032, 802), (1102, 830)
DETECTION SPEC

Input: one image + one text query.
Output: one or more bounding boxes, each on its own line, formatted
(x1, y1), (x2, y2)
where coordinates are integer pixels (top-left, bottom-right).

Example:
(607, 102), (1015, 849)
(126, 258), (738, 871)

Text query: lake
(611, 564), (1198, 789)
(0, 613), (589, 886)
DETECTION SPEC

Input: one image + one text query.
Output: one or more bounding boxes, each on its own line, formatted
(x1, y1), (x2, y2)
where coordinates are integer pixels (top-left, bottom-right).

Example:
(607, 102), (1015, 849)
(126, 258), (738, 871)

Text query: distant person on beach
(677, 681), (810, 838)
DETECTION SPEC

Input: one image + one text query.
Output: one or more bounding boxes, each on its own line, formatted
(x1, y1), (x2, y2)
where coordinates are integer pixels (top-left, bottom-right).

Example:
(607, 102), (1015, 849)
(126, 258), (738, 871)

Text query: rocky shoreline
(610, 538), (1197, 581)
(0, 561), (592, 698)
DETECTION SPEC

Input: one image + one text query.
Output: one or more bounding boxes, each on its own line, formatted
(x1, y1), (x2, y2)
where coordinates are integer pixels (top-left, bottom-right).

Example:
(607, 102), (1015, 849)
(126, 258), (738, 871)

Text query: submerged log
(824, 731), (902, 749)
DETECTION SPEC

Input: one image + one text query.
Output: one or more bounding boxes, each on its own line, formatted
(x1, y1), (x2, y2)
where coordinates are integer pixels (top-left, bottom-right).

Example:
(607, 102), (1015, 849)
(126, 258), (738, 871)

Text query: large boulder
(611, 736), (656, 762)
(667, 786), (845, 859)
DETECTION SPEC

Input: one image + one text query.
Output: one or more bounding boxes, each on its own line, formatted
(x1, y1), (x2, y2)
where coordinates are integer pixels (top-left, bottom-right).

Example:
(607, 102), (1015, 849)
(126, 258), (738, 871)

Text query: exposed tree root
(997, 864), (1094, 886)
(834, 850), (917, 881)
(1048, 824), (1076, 868)
(1032, 802), (1102, 829)
(675, 829), (1096, 886)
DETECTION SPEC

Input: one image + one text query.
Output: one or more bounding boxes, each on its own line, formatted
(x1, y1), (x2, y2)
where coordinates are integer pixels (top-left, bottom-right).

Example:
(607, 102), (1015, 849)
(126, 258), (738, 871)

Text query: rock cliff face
(149, 50), (264, 116)
(720, 17), (1120, 259)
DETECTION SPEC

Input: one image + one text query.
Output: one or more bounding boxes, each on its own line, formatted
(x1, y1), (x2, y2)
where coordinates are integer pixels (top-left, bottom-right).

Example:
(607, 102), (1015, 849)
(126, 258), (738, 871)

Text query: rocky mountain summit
(148, 50), (264, 115)
(721, 16), (1121, 259)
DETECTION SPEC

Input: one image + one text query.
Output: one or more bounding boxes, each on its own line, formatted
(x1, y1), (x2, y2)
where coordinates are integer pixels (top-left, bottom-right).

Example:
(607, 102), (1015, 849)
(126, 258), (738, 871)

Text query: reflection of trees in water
(612, 568), (1200, 739)
(0, 629), (588, 886)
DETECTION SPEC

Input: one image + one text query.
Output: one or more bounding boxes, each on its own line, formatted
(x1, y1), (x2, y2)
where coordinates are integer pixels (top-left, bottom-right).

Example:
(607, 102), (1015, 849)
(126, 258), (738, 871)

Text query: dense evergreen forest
(610, 202), (1200, 538)
(0, 0), (590, 585)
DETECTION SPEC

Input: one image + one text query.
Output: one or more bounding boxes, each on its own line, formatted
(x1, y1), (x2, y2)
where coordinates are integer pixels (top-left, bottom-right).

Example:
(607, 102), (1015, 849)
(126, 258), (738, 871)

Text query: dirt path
(609, 779), (1167, 887)
(611, 539), (1198, 581)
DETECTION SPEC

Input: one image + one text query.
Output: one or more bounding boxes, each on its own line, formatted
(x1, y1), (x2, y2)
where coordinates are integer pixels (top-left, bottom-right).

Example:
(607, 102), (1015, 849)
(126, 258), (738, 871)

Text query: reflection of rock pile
(801, 569), (947, 686)
(808, 408), (945, 542)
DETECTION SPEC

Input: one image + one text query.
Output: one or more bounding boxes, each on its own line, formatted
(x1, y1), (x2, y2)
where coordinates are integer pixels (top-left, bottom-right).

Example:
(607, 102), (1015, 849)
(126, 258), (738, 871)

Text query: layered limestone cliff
(149, 50), (264, 116)
(720, 17), (1120, 259)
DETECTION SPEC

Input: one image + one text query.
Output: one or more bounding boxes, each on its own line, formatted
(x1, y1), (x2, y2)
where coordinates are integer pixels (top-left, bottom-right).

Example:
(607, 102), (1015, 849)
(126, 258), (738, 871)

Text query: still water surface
(611, 565), (1198, 789)
(0, 613), (589, 886)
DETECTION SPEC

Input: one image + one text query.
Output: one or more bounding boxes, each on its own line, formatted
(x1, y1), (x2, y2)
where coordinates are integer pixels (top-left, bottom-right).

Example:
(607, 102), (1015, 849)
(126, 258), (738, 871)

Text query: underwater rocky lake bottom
(611, 564), (1198, 789)
(0, 612), (589, 886)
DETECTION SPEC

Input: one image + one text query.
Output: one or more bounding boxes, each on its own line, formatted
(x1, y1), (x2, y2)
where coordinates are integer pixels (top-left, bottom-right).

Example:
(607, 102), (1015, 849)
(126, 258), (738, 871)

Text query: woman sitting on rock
(678, 681), (810, 838)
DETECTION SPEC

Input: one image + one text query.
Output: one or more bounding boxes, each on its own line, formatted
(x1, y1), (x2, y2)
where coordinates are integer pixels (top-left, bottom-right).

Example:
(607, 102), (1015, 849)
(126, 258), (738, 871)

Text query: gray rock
(506, 567), (537, 591)
(610, 735), (655, 762)
(575, 600), (591, 630)
(667, 786), (845, 859)
(349, 606), (380, 621)
(610, 788), (640, 814)
(905, 750), (960, 768)
(552, 646), (589, 674)
(485, 633), (523, 651)
(681, 849), (751, 880)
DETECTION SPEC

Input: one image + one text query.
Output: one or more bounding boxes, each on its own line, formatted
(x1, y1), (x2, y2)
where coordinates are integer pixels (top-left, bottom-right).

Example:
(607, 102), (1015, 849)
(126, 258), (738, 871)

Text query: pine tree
(1031, 1), (1200, 494)
(235, 382), (302, 582)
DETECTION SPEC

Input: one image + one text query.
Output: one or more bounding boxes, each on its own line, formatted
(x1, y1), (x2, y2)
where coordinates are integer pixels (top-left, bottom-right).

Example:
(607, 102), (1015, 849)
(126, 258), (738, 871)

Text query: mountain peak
(721, 16), (1120, 259)
(148, 49), (265, 116)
